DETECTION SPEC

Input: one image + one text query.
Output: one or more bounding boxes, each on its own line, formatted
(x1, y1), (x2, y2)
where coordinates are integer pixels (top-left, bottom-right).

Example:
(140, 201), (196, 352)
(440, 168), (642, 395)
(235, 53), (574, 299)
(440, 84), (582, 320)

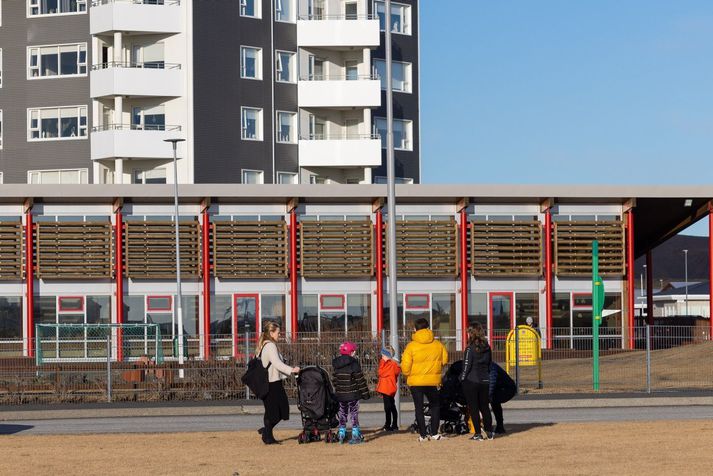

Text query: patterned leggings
(337, 400), (360, 428)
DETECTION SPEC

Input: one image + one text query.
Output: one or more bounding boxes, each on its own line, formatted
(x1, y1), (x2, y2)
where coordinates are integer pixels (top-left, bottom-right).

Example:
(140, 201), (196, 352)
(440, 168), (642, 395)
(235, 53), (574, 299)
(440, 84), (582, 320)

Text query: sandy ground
(1, 420), (712, 475)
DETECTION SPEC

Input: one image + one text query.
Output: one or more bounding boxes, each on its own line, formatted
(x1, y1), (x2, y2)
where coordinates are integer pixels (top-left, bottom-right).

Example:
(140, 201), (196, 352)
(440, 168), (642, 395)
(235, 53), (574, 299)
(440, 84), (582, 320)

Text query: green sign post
(592, 240), (605, 391)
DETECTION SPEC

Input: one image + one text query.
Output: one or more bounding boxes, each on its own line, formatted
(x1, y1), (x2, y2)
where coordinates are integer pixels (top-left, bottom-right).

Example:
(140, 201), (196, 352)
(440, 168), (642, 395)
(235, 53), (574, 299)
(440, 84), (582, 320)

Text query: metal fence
(0, 326), (711, 405)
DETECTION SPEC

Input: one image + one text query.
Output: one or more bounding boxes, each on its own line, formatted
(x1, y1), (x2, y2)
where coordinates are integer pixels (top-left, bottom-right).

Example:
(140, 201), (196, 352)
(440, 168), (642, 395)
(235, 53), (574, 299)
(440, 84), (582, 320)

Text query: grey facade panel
(0, 4), (92, 183)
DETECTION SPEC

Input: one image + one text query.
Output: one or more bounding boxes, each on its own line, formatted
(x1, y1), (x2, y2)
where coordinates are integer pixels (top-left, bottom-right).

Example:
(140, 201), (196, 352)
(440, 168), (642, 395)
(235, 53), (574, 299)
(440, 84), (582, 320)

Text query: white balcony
(298, 76), (381, 108)
(298, 135), (381, 167)
(90, 0), (183, 35)
(297, 15), (380, 48)
(90, 124), (183, 160)
(90, 63), (183, 98)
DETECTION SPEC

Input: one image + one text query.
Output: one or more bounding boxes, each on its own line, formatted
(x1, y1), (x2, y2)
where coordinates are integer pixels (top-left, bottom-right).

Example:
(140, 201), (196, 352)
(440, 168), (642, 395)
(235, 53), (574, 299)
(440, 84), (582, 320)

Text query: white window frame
(27, 106), (88, 141)
(375, 117), (412, 151)
(241, 107), (263, 141)
(27, 168), (89, 184)
(240, 46), (262, 80)
(275, 111), (297, 144)
(276, 171), (298, 184)
(275, 50), (296, 83)
(133, 168), (167, 184)
(28, 0), (87, 17)
(374, 0), (411, 35)
(239, 0), (261, 19)
(275, 0), (294, 22)
(241, 169), (264, 184)
(28, 43), (88, 80)
(374, 59), (411, 93)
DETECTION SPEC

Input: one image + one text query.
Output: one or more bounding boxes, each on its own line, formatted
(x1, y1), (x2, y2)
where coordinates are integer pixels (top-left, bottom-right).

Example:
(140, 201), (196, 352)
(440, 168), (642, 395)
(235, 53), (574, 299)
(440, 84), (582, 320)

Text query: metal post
(107, 334), (112, 403)
(683, 249), (689, 316)
(385, 0), (400, 427)
(645, 324), (651, 393)
(245, 329), (250, 400)
(592, 240), (601, 392)
(381, 329), (386, 347)
(514, 328), (520, 393)
(165, 138), (186, 378)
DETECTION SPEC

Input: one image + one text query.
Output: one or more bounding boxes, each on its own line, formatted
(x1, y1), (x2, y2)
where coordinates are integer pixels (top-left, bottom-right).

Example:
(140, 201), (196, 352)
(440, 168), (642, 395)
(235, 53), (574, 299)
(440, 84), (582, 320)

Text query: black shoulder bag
(241, 347), (272, 400)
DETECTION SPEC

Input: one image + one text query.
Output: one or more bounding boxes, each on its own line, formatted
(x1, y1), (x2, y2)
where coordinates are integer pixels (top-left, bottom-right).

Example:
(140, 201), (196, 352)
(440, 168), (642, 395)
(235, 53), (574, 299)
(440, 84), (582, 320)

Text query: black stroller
(410, 360), (469, 435)
(296, 366), (339, 444)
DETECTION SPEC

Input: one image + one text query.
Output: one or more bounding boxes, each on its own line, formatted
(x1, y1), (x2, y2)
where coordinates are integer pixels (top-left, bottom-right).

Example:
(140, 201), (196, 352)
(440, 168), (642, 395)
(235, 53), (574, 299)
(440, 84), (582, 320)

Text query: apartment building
(0, 0), (420, 185)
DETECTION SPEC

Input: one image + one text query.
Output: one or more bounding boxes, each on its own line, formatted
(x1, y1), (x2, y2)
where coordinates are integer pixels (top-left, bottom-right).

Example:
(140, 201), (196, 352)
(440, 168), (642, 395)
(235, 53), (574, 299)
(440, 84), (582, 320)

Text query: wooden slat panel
(35, 222), (112, 279)
(471, 220), (542, 276)
(213, 220), (287, 278)
(300, 219), (373, 278)
(124, 221), (201, 279)
(554, 221), (625, 276)
(385, 219), (458, 277)
(0, 222), (23, 281)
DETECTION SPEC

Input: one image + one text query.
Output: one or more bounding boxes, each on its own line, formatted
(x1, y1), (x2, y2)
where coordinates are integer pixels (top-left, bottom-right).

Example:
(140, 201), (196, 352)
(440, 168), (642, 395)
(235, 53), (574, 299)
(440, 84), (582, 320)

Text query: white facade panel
(90, 67), (183, 98)
(298, 138), (381, 167)
(298, 79), (381, 108)
(90, 2), (183, 35)
(296, 19), (380, 47)
(91, 129), (185, 161)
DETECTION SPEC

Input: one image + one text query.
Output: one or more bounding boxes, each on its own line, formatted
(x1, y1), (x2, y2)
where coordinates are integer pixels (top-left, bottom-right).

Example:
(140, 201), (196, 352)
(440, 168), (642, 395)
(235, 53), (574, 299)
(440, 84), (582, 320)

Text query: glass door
(489, 292), (513, 341)
(233, 294), (260, 357)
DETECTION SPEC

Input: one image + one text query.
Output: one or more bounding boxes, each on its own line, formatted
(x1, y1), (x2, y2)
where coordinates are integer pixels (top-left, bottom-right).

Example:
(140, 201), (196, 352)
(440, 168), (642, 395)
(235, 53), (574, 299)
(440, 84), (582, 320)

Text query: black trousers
(462, 381), (492, 434)
(382, 394), (398, 428)
(410, 386), (440, 437)
(262, 381), (289, 443)
(491, 401), (504, 429)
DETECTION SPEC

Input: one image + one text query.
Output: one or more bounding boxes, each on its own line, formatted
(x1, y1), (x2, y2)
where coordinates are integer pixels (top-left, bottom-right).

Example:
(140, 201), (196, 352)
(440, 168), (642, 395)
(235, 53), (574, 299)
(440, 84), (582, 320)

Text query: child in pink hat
(332, 341), (370, 444)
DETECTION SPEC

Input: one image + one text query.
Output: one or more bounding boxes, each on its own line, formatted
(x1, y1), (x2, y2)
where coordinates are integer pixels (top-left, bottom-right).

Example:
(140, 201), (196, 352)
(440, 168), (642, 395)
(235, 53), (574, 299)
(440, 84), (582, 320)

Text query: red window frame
(320, 294), (346, 310)
(405, 293), (430, 310)
(572, 293), (593, 309)
(146, 295), (173, 312)
(58, 296), (85, 313)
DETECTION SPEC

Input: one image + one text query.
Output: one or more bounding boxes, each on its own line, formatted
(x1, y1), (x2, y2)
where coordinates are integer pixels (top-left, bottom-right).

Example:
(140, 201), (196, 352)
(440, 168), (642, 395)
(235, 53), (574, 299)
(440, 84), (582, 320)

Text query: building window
(275, 0), (294, 22)
(28, 0), (87, 16)
(242, 169), (264, 184)
(28, 44), (87, 79)
(241, 107), (262, 140)
(275, 51), (295, 83)
(239, 0), (260, 18)
(276, 111), (296, 143)
(134, 169), (167, 184)
(375, 1), (411, 35)
(277, 172), (297, 184)
(240, 46), (262, 80)
(373, 59), (411, 93)
(375, 117), (412, 150)
(374, 176), (414, 184)
(132, 105), (165, 130)
(28, 168), (88, 184)
(28, 106), (88, 141)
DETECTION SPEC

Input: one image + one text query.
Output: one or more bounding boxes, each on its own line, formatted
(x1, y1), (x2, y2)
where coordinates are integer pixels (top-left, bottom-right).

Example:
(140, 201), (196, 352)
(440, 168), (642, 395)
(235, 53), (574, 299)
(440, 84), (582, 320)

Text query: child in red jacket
(376, 345), (401, 431)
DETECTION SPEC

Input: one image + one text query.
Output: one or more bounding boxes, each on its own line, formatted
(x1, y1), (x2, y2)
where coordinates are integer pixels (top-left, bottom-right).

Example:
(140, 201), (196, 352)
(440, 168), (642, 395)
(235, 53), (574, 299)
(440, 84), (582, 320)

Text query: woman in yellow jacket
(401, 318), (448, 441)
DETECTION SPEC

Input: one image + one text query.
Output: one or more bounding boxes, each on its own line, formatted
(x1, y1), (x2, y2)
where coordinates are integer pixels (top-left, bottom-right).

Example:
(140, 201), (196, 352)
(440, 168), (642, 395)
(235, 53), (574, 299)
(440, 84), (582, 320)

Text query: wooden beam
(456, 197), (469, 212)
(372, 197), (384, 213)
(23, 198), (33, 214)
(286, 197), (298, 212)
(112, 197), (123, 213)
(623, 198), (636, 212)
(200, 197), (211, 213)
(540, 198), (554, 213)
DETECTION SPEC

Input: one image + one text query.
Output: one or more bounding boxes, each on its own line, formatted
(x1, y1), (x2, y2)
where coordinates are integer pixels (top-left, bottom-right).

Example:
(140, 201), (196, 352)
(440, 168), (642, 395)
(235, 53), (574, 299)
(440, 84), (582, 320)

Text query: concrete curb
(2, 396), (712, 421)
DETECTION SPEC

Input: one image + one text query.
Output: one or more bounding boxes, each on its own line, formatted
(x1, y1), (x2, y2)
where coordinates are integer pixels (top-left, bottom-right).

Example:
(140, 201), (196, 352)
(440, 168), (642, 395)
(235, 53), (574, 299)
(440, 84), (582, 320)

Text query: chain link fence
(0, 326), (711, 404)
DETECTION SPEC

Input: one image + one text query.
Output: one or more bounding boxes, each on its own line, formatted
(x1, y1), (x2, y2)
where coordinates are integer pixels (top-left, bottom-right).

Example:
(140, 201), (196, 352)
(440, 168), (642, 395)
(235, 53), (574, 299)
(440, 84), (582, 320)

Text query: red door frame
(488, 292), (514, 343)
(233, 293), (260, 357)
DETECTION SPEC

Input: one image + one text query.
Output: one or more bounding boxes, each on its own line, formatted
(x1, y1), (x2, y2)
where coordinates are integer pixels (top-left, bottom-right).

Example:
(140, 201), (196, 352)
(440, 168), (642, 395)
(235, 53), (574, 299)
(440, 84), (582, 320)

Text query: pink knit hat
(339, 341), (357, 355)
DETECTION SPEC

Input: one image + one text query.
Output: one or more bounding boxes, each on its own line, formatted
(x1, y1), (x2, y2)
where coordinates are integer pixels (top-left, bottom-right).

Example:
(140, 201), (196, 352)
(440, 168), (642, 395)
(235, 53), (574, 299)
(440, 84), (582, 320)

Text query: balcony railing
(300, 133), (380, 140)
(91, 124), (182, 132)
(91, 62), (181, 71)
(298, 13), (376, 20)
(299, 73), (377, 81)
(91, 0), (180, 6)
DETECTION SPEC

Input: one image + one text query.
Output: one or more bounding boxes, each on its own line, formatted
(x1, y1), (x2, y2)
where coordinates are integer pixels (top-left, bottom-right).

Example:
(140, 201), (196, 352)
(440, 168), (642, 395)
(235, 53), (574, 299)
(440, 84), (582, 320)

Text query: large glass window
(552, 293), (571, 348)
(210, 295), (233, 335)
(432, 293), (455, 336)
(491, 293), (512, 336)
(240, 46), (262, 79)
(131, 105), (165, 130)
(382, 293), (403, 332)
(404, 294), (429, 331)
(298, 294), (319, 333)
(375, 1), (411, 35)
(276, 111), (296, 143)
(0, 297), (22, 339)
(28, 106), (87, 140)
(240, 0), (260, 18)
(373, 59), (411, 92)
(276, 51), (295, 83)
(28, 168), (88, 184)
(275, 0), (293, 21)
(515, 293), (539, 327)
(347, 294), (370, 333)
(277, 172), (298, 184)
(29, 0), (87, 16)
(241, 107), (262, 140)
(29, 44), (87, 78)
(375, 117), (412, 150)
(241, 169), (264, 184)
(262, 294), (285, 330)
(468, 293), (487, 330)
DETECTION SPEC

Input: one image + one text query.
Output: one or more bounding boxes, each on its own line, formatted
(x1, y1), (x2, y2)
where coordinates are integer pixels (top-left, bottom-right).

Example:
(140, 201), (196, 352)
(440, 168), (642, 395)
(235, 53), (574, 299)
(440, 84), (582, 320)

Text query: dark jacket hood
(332, 355), (358, 372)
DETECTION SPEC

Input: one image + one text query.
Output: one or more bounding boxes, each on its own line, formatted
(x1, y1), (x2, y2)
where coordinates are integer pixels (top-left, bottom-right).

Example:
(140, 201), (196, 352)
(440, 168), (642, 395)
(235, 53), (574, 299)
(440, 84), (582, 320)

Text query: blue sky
(419, 1), (713, 188)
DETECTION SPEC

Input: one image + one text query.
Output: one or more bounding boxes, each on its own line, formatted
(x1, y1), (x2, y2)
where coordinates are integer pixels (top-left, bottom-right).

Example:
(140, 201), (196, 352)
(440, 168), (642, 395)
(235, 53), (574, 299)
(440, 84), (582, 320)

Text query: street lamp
(683, 249), (689, 316)
(641, 264), (646, 297)
(165, 138), (186, 378)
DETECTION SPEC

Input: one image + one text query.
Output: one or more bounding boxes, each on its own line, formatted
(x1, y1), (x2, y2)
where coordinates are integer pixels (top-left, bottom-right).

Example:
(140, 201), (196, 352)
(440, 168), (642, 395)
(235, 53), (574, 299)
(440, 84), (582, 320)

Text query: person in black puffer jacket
(332, 341), (370, 444)
(459, 323), (494, 441)
(489, 361), (517, 434)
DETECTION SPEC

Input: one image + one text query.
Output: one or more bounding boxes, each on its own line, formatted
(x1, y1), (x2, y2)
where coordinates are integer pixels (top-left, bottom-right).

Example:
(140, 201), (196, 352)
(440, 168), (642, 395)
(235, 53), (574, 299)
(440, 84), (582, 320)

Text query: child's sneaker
(349, 426), (364, 445)
(470, 434), (484, 441)
(417, 436), (429, 442)
(430, 434), (444, 441)
(337, 427), (347, 444)
(487, 431), (495, 440)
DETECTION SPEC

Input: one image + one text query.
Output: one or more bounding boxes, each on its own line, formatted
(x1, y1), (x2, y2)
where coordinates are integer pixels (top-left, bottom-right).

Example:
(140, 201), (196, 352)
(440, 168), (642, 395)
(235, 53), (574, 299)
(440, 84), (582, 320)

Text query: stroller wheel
(298, 432), (306, 444)
(325, 432), (333, 443)
(312, 428), (321, 442)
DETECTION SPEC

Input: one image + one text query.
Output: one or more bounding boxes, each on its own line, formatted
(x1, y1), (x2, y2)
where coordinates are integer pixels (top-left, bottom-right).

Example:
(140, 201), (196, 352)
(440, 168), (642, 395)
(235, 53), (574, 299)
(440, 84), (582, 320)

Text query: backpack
(241, 347), (272, 400)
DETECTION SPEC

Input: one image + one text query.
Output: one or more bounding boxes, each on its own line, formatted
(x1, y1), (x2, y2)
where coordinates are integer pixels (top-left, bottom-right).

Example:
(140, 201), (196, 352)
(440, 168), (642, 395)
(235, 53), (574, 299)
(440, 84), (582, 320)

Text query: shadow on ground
(0, 424), (34, 435)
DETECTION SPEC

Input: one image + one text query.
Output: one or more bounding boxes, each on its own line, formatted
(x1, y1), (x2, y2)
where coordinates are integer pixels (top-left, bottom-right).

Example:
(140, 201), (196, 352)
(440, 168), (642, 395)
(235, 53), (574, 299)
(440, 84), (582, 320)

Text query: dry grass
(2, 420), (712, 475)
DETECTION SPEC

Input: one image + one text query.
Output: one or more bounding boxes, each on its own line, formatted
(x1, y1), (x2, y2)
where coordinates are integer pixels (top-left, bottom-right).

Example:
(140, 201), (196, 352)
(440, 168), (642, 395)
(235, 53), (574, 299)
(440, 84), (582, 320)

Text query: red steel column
(460, 209), (469, 348)
(202, 209), (211, 359)
(626, 210), (635, 349)
(544, 209), (553, 349)
(290, 210), (298, 341)
(646, 251), (654, 326)
(25, 211), (34, 358)
(375, 209), (384, 333)
(709, 204), (713, 339)
(115, 209), (124, 361)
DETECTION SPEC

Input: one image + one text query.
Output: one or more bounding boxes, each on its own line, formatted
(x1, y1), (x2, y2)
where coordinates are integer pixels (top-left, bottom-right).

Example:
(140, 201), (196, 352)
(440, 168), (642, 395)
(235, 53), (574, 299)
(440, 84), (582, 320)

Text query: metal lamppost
(683, 249), (689, 316)
(641, 264), (646, 297)
(165, 138), (186, 378)
(385, 0), (400, 425)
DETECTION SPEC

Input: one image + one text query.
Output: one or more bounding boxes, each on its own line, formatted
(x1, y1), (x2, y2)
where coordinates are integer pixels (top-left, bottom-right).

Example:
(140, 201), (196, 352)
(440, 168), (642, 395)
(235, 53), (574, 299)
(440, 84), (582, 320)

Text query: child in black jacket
(332, 341), (370, 444)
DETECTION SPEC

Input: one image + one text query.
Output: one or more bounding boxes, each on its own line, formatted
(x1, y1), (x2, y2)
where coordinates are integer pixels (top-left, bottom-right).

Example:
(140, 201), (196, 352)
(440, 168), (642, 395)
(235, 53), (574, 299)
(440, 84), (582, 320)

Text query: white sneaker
(430, 434), (444, 441)
(418, 436), (429, 442)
